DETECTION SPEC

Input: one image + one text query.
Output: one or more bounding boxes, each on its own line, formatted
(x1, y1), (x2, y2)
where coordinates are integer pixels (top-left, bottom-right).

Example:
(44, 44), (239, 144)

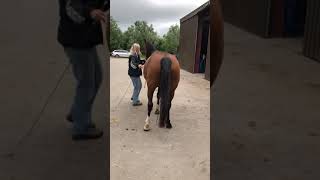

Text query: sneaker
(66, 114), (96, 128)
(72, 128), (103, 141)
(133, 101), (143, 106)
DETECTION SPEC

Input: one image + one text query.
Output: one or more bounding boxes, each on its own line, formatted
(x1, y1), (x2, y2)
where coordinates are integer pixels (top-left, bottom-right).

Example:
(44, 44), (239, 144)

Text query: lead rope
(12, 62), (71, 154)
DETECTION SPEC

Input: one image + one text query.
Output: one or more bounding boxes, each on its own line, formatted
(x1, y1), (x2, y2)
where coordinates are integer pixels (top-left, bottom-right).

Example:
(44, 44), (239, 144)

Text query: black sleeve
(65, 0), (101, 24)
(102, 0), (110, 11)
(131, 55), (140, 67)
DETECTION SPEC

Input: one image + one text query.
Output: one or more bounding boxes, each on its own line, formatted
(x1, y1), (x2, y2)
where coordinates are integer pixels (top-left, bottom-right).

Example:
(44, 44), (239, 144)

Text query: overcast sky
(111, 0), (208, 36)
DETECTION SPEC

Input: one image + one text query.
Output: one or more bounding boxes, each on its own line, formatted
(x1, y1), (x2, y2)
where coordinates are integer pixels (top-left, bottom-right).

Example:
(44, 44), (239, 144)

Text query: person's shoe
(72, 128), (103, 141)
(66, 114), (96, 128)
(133, 101), (143, 106)
(66, 114), (73, 122)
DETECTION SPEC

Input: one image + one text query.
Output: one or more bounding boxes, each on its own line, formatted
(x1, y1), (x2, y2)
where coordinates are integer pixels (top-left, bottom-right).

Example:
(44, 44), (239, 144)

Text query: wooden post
(101, 9), (110, 53)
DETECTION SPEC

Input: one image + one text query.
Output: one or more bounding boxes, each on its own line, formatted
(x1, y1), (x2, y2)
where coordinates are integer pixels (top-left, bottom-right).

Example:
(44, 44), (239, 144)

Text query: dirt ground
(213, 23), (320, 180)
(110, 57), (210, 180)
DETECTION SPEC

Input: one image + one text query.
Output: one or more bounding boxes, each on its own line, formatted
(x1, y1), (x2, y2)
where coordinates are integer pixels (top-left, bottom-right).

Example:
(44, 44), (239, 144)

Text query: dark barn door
(194, 21), (203, 73)
(284, 0), (306, 37)
(269, 0), (306, 37)
(194, 8), (209, 73)
(199, 21), (210, 73)
(270, 0), (285, 36)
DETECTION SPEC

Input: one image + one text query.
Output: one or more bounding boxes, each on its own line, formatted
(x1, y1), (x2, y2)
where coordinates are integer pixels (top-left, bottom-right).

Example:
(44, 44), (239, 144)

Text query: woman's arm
(131, 55), (141, 67)
(65, 0), (105, 24)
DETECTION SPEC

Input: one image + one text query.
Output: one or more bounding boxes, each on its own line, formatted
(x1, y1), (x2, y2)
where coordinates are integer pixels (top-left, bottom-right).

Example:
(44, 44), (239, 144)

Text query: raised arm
(65, 0), (106, 24)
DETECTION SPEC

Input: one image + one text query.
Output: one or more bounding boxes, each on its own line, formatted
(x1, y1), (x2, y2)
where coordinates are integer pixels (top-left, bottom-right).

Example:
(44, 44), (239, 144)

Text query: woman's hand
(90, 9), (106, 22)
(138, 64), (144, 69)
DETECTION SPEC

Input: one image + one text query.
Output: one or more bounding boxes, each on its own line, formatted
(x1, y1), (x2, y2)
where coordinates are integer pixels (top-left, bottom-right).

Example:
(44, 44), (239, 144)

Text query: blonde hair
(130, 43), (141, 55)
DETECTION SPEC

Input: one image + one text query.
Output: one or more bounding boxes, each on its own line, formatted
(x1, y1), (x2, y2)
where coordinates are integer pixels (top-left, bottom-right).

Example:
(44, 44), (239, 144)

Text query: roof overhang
(180, 1), (210, 23)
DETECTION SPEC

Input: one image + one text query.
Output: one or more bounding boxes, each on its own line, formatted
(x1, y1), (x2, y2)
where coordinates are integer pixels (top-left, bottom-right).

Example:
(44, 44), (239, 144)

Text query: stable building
(221, 0), (320, 61)
(178, 1), (210, 80)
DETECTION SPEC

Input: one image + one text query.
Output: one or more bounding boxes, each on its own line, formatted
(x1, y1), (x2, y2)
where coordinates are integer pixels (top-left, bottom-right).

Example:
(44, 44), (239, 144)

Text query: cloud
(111, 0), (208, 35)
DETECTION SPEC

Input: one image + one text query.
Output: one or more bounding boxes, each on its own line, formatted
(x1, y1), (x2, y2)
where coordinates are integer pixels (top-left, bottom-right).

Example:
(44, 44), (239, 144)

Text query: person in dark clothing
(57, 0), (109, 140)
(128, 43), (144, 106)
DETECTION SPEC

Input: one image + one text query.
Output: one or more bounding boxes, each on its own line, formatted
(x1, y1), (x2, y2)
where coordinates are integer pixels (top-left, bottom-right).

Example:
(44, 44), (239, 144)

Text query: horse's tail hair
(159, 57), (172, 124)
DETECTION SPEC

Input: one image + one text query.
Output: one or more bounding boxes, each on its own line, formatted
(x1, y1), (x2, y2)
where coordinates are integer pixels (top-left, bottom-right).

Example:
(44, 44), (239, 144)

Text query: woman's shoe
(133, 101), (143, 106)
(72, 128), (103, 141)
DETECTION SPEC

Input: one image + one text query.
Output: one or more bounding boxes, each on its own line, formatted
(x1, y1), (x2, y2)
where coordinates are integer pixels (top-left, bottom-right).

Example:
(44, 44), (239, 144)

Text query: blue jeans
(130, 76), (142, 104)
(64, 47), (102, 134)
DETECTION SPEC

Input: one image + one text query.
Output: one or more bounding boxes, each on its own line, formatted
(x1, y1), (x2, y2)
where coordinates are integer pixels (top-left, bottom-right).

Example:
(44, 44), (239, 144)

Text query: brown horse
(142, 40), (180, 131)
(211, 0), (224, 87)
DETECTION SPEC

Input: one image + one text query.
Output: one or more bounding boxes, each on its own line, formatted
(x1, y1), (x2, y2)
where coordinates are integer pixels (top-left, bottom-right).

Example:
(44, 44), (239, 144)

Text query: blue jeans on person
(64, 47), (102, 134)
(130, 76), (142, 104)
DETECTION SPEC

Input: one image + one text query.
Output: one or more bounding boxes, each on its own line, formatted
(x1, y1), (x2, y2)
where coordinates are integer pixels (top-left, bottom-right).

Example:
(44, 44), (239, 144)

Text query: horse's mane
(144, 39), (156, 59)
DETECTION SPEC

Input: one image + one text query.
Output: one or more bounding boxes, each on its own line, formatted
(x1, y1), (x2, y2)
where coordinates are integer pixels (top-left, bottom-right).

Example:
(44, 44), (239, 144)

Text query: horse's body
(142, 41), (180, 131)
(211, 0), (224, 87)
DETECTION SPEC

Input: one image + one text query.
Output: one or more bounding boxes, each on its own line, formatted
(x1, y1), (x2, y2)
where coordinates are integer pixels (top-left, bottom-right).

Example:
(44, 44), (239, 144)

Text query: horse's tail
(159, 57), (172, 124)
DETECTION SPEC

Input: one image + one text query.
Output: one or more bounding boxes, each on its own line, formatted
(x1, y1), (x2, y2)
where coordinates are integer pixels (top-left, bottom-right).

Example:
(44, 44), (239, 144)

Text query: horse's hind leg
(158, 87), (165, 127)
(164, 102), (172, 129)
(165, 91), (175, 129)
(144, 86), (156, 131)
(155, 88), (160, 114)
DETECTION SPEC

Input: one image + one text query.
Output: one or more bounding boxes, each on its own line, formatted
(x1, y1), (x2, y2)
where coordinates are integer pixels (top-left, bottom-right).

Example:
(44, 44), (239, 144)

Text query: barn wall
(221, 0), (272, 37)
(303, 0), (320, 61)
(179, 15), (199, 73)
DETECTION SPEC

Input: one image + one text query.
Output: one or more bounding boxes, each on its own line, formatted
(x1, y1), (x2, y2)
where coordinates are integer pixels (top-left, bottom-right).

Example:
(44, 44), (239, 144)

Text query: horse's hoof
(155, 109), (160, 114)
(144, 124), (151, 131)
(165, 122), (172, 129)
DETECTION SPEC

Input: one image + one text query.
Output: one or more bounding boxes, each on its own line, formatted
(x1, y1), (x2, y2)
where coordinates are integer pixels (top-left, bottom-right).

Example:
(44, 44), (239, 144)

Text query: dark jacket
(128, 54), (142, 77)
(57, 0), (109, 48)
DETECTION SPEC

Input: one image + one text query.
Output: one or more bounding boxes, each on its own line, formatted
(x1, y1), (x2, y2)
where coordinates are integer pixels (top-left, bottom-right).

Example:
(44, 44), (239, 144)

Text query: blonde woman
(128, 43), (144, 106)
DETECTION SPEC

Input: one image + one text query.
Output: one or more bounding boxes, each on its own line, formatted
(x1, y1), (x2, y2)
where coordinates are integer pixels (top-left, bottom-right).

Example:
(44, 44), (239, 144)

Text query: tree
(110, 19), (180, 55)
(162, 24), (180, 54)
(154, 37), (166, 51)
(122, 25), (135, 50)
(122, 21), (158, 55)
(110, 16), (123, 51)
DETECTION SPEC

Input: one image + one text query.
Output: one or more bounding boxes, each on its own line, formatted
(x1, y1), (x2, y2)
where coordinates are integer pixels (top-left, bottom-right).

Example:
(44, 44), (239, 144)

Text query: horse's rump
(144, 51), (180, 88)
